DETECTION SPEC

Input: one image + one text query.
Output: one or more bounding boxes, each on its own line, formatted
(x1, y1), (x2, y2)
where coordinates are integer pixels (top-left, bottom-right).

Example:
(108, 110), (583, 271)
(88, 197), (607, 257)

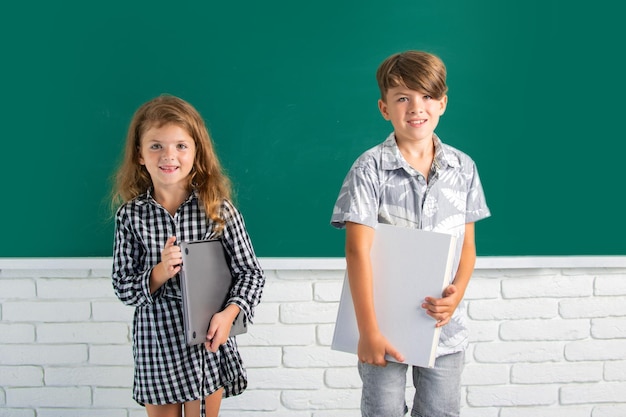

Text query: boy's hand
(205, 304), (240, 352)
(358, 330), (405, 366)
(422, 284), (463, 327)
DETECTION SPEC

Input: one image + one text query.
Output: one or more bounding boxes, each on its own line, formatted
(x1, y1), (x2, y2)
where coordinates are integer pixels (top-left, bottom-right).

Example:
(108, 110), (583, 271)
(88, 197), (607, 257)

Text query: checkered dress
(112, 190), (265, 406)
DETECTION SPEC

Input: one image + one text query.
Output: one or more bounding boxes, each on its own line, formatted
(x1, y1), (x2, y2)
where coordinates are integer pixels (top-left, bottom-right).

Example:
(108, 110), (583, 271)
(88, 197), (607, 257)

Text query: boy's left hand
(422, 284), (463, 327)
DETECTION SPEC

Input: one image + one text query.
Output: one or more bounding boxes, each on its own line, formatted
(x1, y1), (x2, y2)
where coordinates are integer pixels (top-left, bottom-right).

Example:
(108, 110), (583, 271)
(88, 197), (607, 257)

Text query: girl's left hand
(422, 284), (462, 327)
(205, 304), (241, 352)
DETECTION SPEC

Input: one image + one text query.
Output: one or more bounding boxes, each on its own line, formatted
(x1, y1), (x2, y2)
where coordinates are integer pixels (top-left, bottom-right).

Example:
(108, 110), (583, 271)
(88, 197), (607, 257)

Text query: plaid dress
(112, 190), (265, 406)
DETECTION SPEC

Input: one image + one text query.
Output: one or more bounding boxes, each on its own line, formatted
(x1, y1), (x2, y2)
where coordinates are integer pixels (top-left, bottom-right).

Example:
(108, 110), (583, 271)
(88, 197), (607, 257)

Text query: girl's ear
(137, 147), (145, 165)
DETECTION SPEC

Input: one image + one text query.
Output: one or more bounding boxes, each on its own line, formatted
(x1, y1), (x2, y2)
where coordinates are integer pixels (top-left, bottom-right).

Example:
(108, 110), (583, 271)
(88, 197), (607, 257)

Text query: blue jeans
(358, 351), (464, 417)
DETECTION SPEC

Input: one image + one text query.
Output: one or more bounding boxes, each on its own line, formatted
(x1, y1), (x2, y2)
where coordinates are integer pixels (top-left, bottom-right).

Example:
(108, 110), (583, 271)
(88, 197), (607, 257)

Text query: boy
(331, 51), (490, 416)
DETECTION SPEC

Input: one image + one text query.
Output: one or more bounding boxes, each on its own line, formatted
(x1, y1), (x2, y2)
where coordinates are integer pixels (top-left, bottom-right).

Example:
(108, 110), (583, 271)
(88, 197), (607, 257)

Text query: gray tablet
(179, 239), (247, 345)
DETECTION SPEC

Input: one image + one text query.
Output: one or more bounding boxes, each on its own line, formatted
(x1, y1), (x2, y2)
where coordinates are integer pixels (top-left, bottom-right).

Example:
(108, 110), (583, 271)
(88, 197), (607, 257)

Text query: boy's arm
(422, 222), (477, 327)
(345, 222), (404, 366)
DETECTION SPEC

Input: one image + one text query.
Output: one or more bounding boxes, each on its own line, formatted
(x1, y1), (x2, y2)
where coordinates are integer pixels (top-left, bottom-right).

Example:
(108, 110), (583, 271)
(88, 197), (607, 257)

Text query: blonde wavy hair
(112, 95), (232, 232)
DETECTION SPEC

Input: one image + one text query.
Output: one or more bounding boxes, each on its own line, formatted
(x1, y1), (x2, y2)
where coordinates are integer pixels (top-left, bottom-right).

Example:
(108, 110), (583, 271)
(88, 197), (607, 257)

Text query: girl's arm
(346, 221), (404, 366)
(112, 208), (153, 307)
(219, 201), (265, 323)
(422, 222), (476, 326)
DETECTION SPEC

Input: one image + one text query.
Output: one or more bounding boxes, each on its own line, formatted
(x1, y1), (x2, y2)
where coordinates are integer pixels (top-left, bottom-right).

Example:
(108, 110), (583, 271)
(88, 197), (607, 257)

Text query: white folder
(179, 239), (247, 345)
(331, 223), (457, 367)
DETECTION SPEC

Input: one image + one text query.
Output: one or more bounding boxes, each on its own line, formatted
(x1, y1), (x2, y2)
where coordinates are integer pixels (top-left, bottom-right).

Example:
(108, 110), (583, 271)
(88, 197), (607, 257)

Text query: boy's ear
(439, 95), (448, 115)
(378, 99), (390, 120)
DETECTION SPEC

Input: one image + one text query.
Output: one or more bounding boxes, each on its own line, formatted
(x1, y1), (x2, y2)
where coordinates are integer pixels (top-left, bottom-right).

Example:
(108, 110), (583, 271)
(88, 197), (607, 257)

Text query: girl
(111, 95), (265, 417)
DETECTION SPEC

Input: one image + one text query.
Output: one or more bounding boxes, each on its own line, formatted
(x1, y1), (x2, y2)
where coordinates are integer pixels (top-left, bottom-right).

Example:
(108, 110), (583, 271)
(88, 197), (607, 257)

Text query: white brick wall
(1, 258), (625, 417)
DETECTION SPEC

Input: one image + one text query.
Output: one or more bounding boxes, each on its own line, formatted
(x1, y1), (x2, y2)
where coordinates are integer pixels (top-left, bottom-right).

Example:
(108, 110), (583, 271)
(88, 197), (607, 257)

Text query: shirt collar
(381, 132), (459, 173)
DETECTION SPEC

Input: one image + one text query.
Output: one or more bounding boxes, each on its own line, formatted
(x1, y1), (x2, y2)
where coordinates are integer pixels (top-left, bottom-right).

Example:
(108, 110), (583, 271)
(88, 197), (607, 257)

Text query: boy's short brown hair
(376, 50), (448, 101)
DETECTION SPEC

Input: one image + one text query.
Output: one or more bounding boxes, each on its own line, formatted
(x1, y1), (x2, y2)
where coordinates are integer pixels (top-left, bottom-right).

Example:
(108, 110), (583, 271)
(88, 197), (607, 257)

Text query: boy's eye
(424, 95), (432, 100)
(398, 97), (409, 102)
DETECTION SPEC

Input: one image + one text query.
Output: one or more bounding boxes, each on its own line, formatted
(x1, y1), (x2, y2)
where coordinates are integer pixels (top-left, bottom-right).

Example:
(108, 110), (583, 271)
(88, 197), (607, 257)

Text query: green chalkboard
(2, 0), (625, 257)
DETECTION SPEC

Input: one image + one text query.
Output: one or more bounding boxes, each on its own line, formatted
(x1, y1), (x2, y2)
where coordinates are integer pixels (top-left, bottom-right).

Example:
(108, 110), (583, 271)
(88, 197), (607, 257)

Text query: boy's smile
(378, 86), (447, 144)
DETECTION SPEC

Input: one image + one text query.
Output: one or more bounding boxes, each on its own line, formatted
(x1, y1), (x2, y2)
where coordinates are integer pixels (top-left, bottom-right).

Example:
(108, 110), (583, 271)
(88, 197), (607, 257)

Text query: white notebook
(179, 239), (247, 345)
(331, 223), (457, 367)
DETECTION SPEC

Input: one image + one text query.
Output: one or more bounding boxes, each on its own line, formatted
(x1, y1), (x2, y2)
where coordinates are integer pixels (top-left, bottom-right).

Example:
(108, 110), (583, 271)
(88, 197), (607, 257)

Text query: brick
(464, 278), (501, 300)
(592, 404), (626, 417)
(462, 364), (509, 385)
(222, 412), (311, 417)
(0, 279), (36, 299)
(0, 366), (43, 386)
(499, 319), (589, 341)
(604, 360), (626, 381)
(261, 280), (312, 302)
(238, 346), (283, 368)
(461, 407), (500, 417)
(283, 346), (356, 368)
(6, 387), (91, 407)
(314, 281), (343, 302)
(219, 389), (281, 411)
(468, 299), (558, 320)
(595, 274), (626, 296)
(501, 276), (593, 299)
(89, 345), (133, 366)
(316, 323), (335, 346)
(251, 302), (279, 324)
(0, 344), (87, 365)
(324, 367), (361, 388)
(3, 301), (91, 322)
(247, 368), (323, 389)
(238, 324), (315, 346)
(473, 342), (563, 363)
(559, 297), (626, 319)
(280, 302), (337, 324)
(275, 270), (344, 281)
(92, 387), (137, 408)
(37, 410), (127, 417)
(499, 406), (592, 417)
(91, 301), (134, 322)
(466, 385), (557, 407)
(0, 410), (35, 417)
(37, 322), (129, 344)
(281, 388), (361, 410)
(591, 317), (626, 339)
(561, 382), (626, 404)
(0, 323), (35, 343)
(45, 366), (132, 387)
(467, 320), (499, 342)
(37, 278), (114, 299)
(565, 340), (626, 361)
(511, 362), (602, 383)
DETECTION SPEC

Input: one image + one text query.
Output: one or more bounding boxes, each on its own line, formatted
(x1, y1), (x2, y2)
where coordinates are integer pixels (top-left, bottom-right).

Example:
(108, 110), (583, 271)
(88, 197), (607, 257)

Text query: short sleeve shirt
(331, 132), (490, 356)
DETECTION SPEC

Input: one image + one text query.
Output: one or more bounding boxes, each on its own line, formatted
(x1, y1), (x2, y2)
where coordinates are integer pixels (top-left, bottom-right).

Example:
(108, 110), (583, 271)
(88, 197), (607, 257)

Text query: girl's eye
(177, 143), (189, 150)
(149, 144), (162, 150)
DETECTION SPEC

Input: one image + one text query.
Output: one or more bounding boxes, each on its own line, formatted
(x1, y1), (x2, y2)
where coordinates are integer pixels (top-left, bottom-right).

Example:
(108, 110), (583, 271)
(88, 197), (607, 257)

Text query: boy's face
(378, 86), (447, 144)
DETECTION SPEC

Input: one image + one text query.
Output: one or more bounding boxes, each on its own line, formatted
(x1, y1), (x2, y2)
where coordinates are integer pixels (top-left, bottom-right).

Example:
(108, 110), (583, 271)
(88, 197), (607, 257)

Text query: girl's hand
(160, 236), (182, 278)
(205, 304), (241, 352)
(422, 284), (463, 327)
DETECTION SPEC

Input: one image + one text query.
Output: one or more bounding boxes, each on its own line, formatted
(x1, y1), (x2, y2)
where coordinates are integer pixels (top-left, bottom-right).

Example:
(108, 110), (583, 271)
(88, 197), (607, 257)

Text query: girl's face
(138, 123), (196, 195)
(378, 86), (447, 145)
